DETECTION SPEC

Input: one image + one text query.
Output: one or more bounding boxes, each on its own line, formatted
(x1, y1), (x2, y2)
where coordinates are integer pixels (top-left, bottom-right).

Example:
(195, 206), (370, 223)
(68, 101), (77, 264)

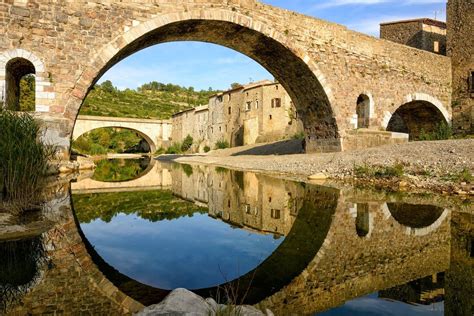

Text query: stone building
(380, 18), (447, 55)
(170, 164), (299, 237)
(447, 0), (474, 134)
(242, 80), (303, 145)
(171, 80), (304, 152)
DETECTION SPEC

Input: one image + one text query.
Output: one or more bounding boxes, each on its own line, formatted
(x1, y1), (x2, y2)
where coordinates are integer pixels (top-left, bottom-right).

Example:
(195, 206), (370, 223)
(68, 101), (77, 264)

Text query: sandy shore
(161, 139), (474, 195)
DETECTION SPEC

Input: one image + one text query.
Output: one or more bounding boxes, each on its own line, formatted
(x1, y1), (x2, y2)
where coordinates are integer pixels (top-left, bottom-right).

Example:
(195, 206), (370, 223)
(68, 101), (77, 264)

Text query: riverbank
(160, 139), (473, 196)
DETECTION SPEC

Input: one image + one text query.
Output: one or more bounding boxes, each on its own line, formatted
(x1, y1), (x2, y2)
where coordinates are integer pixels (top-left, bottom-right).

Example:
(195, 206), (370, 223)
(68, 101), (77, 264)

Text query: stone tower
(447, 0), (474, 134)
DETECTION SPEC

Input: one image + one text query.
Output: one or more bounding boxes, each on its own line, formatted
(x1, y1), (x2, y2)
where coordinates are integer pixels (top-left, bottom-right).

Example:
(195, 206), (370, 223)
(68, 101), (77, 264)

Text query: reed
(0, 110), (56, 212)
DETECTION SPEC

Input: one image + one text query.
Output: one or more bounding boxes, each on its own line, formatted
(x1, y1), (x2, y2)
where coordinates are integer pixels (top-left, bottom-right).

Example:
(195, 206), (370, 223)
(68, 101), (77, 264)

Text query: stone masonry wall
(380, 20), (447, 55)
(0, 0), (452, 155)
(447, 0), (474, 134)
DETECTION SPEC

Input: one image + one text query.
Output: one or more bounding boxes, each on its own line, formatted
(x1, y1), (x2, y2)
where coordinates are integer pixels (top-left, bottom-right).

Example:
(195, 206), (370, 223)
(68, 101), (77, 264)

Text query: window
(254, 100), (259, 109)
(228, 200), (231, 208)
(228, 107), (231, 115)
(244, 204), (251, 214)
(433, 41), (439, 53)
(271, 209), (281, 219)
(275, 85), (279, 90)
(356, 94), (370, 128)
(269, 115), (272, 120)
(228, 94), (231, 101)
(245, 101), (252, 111)
(217, 95), (223, 102)
(271, 98), (281, 108)
(268, 197), (272, 202)
(469, 71), (474, 94)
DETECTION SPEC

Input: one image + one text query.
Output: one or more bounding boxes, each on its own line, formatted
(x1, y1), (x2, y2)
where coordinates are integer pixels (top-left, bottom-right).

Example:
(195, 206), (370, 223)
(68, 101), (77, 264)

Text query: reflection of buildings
(171, 165), (303, 237)
(171, 80), (304, 152)
(380, 272), (445, 305)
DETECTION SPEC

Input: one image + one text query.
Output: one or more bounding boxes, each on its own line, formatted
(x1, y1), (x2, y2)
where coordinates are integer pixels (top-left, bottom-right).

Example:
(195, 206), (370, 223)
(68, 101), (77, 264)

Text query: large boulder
(135, 288), (270, 316)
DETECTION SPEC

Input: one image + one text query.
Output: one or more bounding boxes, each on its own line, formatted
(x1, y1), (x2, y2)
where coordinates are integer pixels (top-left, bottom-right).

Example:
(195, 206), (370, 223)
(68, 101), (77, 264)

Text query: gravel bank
(168, 139), (474, 195)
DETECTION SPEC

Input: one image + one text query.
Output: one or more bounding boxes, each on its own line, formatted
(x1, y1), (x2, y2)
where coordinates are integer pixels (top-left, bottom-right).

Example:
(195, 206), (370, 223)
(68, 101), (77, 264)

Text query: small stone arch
(352, 93), (374, 129)
(0, 49), (53, 112)
(73, 126), (157, 154)
(381, 203), (449, 237)
(385, 93), (451, 139)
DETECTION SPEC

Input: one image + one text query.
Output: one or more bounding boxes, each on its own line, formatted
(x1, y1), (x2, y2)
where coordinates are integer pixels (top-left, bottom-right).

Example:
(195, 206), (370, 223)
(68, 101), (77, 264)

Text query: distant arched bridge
(72, 115), (172, 152)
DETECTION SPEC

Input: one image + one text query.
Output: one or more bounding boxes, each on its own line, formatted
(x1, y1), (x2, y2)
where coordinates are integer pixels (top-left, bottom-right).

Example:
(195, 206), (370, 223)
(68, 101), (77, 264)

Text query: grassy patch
(354, 163), (405, 179)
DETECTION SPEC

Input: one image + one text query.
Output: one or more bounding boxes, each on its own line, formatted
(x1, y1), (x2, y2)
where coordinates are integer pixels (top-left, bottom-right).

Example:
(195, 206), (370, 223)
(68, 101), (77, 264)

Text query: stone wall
(380, 19), (447, 55)
(447, 0), (474, 134)
(0, 0), (452, 155)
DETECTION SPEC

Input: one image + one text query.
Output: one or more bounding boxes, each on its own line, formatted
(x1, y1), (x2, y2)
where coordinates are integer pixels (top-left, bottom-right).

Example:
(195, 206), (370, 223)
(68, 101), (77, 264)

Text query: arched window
(5, 58), (36, 111)
(356, 94), (370, 128)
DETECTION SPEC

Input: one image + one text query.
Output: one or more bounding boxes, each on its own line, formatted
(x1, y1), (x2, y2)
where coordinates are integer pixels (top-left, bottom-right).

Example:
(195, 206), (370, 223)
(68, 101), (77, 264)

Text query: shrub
(0, 110), (56, 211)
(155, 147), (165, 155)
(418, 122), (453, 141)
(291, 132), (305, 140)
(203, 146), (211, 153)
(215, 140), (230, 150)
(165, 142), (183, 154)
(181, 135), (193, 152)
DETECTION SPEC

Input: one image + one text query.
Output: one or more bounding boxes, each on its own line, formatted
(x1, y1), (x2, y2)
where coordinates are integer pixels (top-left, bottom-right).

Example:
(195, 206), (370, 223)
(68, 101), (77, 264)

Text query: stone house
(242, 80), (302, 145)
(380, 18), (447, 55)
(171, 80), (304, 152)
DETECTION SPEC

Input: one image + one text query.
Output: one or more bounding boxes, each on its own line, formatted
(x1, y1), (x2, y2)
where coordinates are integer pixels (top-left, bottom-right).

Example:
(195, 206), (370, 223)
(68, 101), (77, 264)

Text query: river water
(0, 158), (472, 315)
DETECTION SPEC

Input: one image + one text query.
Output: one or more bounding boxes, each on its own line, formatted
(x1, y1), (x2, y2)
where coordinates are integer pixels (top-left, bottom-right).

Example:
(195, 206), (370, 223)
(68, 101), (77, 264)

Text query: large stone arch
(67, 9), (342, 153)
(383, 93), (451, 139)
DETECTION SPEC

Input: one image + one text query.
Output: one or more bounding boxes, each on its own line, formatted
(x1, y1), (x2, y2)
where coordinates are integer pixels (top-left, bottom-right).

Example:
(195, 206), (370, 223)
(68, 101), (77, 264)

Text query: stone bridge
(72, 115), (172, 153)
(0, 0), (454, 157)
(71, 159), (172, 194)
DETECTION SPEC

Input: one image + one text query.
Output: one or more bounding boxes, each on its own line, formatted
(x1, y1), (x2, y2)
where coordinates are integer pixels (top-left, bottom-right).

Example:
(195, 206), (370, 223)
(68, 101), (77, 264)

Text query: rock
(136, 288), (210, 315)
(308, 172), (328, 180)
(398, 180), (409, 188)
(136, 288), (270, 316)
(205, 298), (219, 313)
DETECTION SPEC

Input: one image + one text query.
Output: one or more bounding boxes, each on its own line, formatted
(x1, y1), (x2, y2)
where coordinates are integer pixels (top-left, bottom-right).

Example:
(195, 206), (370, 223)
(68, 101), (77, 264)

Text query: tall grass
(0, 110), (56, 211)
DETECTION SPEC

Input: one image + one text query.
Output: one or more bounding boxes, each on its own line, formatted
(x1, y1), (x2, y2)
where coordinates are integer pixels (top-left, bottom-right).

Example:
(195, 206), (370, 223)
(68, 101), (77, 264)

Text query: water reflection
(91, 157), (152, 182)
(0, 237), (45, 311)
(1, 159), (471, 315)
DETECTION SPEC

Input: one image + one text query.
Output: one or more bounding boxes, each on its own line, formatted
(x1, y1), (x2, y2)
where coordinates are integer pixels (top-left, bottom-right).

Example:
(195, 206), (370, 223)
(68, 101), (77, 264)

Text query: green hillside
(80, 80), (220, 119)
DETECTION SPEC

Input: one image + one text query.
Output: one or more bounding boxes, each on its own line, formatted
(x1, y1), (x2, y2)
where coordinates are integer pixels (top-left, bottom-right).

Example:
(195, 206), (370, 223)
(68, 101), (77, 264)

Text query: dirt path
(162, 139), (474, 195)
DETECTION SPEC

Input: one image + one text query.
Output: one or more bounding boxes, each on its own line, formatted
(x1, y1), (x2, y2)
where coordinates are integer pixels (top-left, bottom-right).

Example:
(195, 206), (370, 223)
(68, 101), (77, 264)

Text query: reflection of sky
(317, 293), (444, 316)
(81, 213), (283, 289)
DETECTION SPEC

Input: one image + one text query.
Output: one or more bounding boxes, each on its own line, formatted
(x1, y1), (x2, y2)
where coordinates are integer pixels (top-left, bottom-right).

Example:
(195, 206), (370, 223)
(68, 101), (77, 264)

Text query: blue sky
(100, 0), (447, 91)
